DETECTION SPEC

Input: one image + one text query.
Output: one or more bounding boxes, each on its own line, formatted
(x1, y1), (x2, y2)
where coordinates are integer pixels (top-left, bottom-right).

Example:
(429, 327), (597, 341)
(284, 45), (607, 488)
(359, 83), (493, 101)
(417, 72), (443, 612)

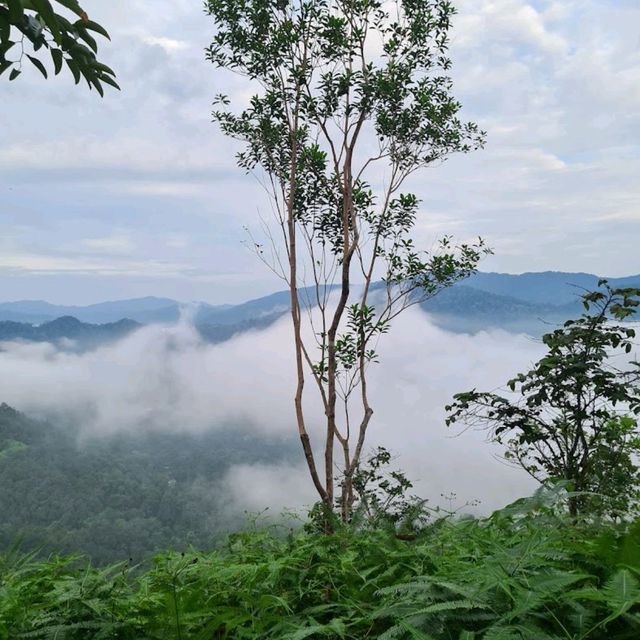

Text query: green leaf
(7, 0), (24, 24)
(0, 11), (10, 42)
(327, 618), (347, 636)
(93, 60), (116, 76)
(413, 599), (484, 615)
(0, 60), (13, 76)
(26, 53), (47, 77)
(65, 56), (80, 83)
(54, 0), (85, 18)
(31, 0), (60, 43)
(74, 23), (97, 52)
(50, 46), (62, 74)
(98, 72), (119, 90)
(618, 519), (640, 569)
(284, 623), (339, 640)
(81, 19), (109, 40)
(67, 39), (95, 62)
(0, 39), (16, 57)
(88, 76), (103, 96)
(398, 622), (437, 639)
(603, 568), (640, 615)
(9, 66), (21, 80)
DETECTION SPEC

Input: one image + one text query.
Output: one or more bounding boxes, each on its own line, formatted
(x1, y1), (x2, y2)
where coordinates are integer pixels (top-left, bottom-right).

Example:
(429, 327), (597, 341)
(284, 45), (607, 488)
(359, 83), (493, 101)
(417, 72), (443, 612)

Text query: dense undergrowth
(2, 490), (640, 639)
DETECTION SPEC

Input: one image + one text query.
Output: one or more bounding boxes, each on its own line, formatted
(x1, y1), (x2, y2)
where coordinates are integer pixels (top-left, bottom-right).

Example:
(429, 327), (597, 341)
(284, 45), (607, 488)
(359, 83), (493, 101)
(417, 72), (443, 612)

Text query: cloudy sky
(1, 0), (639, 305)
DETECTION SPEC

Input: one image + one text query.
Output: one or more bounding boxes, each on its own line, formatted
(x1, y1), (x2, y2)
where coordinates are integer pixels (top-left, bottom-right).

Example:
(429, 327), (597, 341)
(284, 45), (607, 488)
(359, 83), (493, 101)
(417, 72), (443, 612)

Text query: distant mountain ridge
(0, 316), (141, 350)
(420, 285), (581, 335)
(464, 271), (640, 306)
(0, 271), (638, 342)
(0, 297), (230, 325)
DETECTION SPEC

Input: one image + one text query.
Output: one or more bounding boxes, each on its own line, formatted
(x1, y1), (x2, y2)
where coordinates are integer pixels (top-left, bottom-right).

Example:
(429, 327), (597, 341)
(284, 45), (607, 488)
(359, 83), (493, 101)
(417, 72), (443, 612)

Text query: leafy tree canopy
(0, 0), (117, 94)
(447, 281), (640, 518)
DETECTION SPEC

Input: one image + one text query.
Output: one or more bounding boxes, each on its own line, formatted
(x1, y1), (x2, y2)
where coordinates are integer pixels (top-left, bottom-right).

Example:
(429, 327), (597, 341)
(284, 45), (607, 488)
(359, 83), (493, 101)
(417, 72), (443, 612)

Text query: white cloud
(141, 36), (189, 53)
(125, 181), (209, 197)
(165, 233), (190, 249)
(0, 251), (190, 277)
(0, 135), (225, 174)
(1, 0), (639, 300)
(221, 464), (317, 516)
(454, 0), (568, 55)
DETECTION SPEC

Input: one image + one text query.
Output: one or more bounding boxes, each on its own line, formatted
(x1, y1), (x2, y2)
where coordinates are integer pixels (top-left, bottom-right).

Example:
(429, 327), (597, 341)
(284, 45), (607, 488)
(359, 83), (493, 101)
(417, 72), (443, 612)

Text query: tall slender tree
(207, 0), (488, 521)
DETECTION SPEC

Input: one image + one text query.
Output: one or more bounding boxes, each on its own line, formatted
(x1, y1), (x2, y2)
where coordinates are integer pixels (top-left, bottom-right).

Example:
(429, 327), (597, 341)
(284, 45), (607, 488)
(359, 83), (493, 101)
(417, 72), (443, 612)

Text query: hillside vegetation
(0, 404), (297, 564)
(1, 282), (639, 639)
(2, 490), (640, 639)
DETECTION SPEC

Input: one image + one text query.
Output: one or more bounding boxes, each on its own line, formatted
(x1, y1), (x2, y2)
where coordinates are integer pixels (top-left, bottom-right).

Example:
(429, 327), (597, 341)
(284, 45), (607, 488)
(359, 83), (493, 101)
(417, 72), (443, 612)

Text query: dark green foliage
(2, 490), (640, 639)
(447, 282), (640, 518)
(374, 488), (640, 639)
(0, 0), (117, 93)
(347, 447), (430, 535)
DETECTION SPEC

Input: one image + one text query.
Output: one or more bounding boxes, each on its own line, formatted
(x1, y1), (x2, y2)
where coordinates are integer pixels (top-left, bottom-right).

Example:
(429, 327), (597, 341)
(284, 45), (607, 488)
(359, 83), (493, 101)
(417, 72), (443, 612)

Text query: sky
(1, 0), (639, 305)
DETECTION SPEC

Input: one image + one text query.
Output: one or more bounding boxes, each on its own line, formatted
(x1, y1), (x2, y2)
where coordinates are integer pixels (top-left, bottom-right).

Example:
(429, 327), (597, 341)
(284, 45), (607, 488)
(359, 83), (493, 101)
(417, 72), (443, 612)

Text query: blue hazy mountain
(464, 271), (640, 306)
(420, 285), (580, 335)
(195, 271), (640, 336)
(197, 289), (292, 325)
(0, 297), (230, 325)
(0, 272), (638, 341)
(0, 316), (141, 350)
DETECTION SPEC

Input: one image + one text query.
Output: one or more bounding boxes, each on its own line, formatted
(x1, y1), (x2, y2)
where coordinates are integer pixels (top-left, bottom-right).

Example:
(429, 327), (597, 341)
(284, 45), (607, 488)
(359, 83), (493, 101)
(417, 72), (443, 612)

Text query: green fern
(2, 495), (640, 640)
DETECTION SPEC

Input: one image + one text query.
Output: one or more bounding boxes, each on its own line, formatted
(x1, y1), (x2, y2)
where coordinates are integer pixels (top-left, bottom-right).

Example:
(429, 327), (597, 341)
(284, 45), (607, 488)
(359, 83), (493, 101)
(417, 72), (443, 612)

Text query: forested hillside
(0, 404), (298, 564)
(0, 316), (140, 351)
(3, 489), (640, 639)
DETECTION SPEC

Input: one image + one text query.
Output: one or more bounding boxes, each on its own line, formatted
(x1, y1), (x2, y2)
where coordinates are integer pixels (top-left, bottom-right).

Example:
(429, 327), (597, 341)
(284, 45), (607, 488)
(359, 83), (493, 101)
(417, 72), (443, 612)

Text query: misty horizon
(1, 267), (639, 308)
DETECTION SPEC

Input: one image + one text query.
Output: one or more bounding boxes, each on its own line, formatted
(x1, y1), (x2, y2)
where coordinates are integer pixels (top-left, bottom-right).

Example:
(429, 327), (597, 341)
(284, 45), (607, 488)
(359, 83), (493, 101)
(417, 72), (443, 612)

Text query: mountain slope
(465, 271), (640, 305)
(197, 289), (293, 326)
(0, 317), (141, 350)
(420, 286), (580, 334)
(1, 272), (638, 338)
(0, 403), (298, 563)
(0, 298), (229, 324)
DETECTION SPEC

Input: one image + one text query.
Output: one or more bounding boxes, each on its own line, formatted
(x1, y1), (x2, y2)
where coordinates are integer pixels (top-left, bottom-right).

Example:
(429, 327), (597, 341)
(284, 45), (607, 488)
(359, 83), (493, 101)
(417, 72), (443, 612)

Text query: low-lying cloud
(0, 310), (546, 513)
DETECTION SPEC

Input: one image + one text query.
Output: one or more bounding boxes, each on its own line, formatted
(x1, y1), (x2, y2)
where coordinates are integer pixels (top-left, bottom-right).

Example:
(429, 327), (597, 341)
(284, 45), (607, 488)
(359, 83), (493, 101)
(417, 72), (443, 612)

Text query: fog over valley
(0, 305), (545, 515)
(2, 271), (639, 563)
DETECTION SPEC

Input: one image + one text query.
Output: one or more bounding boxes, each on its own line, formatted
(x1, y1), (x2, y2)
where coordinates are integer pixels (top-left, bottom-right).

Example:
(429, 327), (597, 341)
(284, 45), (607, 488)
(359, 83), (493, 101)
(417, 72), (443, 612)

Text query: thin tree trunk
(324, 149), (355, 510)
(287, 94), (327, 504)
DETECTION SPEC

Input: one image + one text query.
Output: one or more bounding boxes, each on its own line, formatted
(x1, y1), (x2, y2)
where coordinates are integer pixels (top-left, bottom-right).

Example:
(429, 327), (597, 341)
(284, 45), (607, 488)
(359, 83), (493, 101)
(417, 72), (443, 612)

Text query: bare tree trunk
(287, 100), (327, 505)
(324, 148), (356, 512)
